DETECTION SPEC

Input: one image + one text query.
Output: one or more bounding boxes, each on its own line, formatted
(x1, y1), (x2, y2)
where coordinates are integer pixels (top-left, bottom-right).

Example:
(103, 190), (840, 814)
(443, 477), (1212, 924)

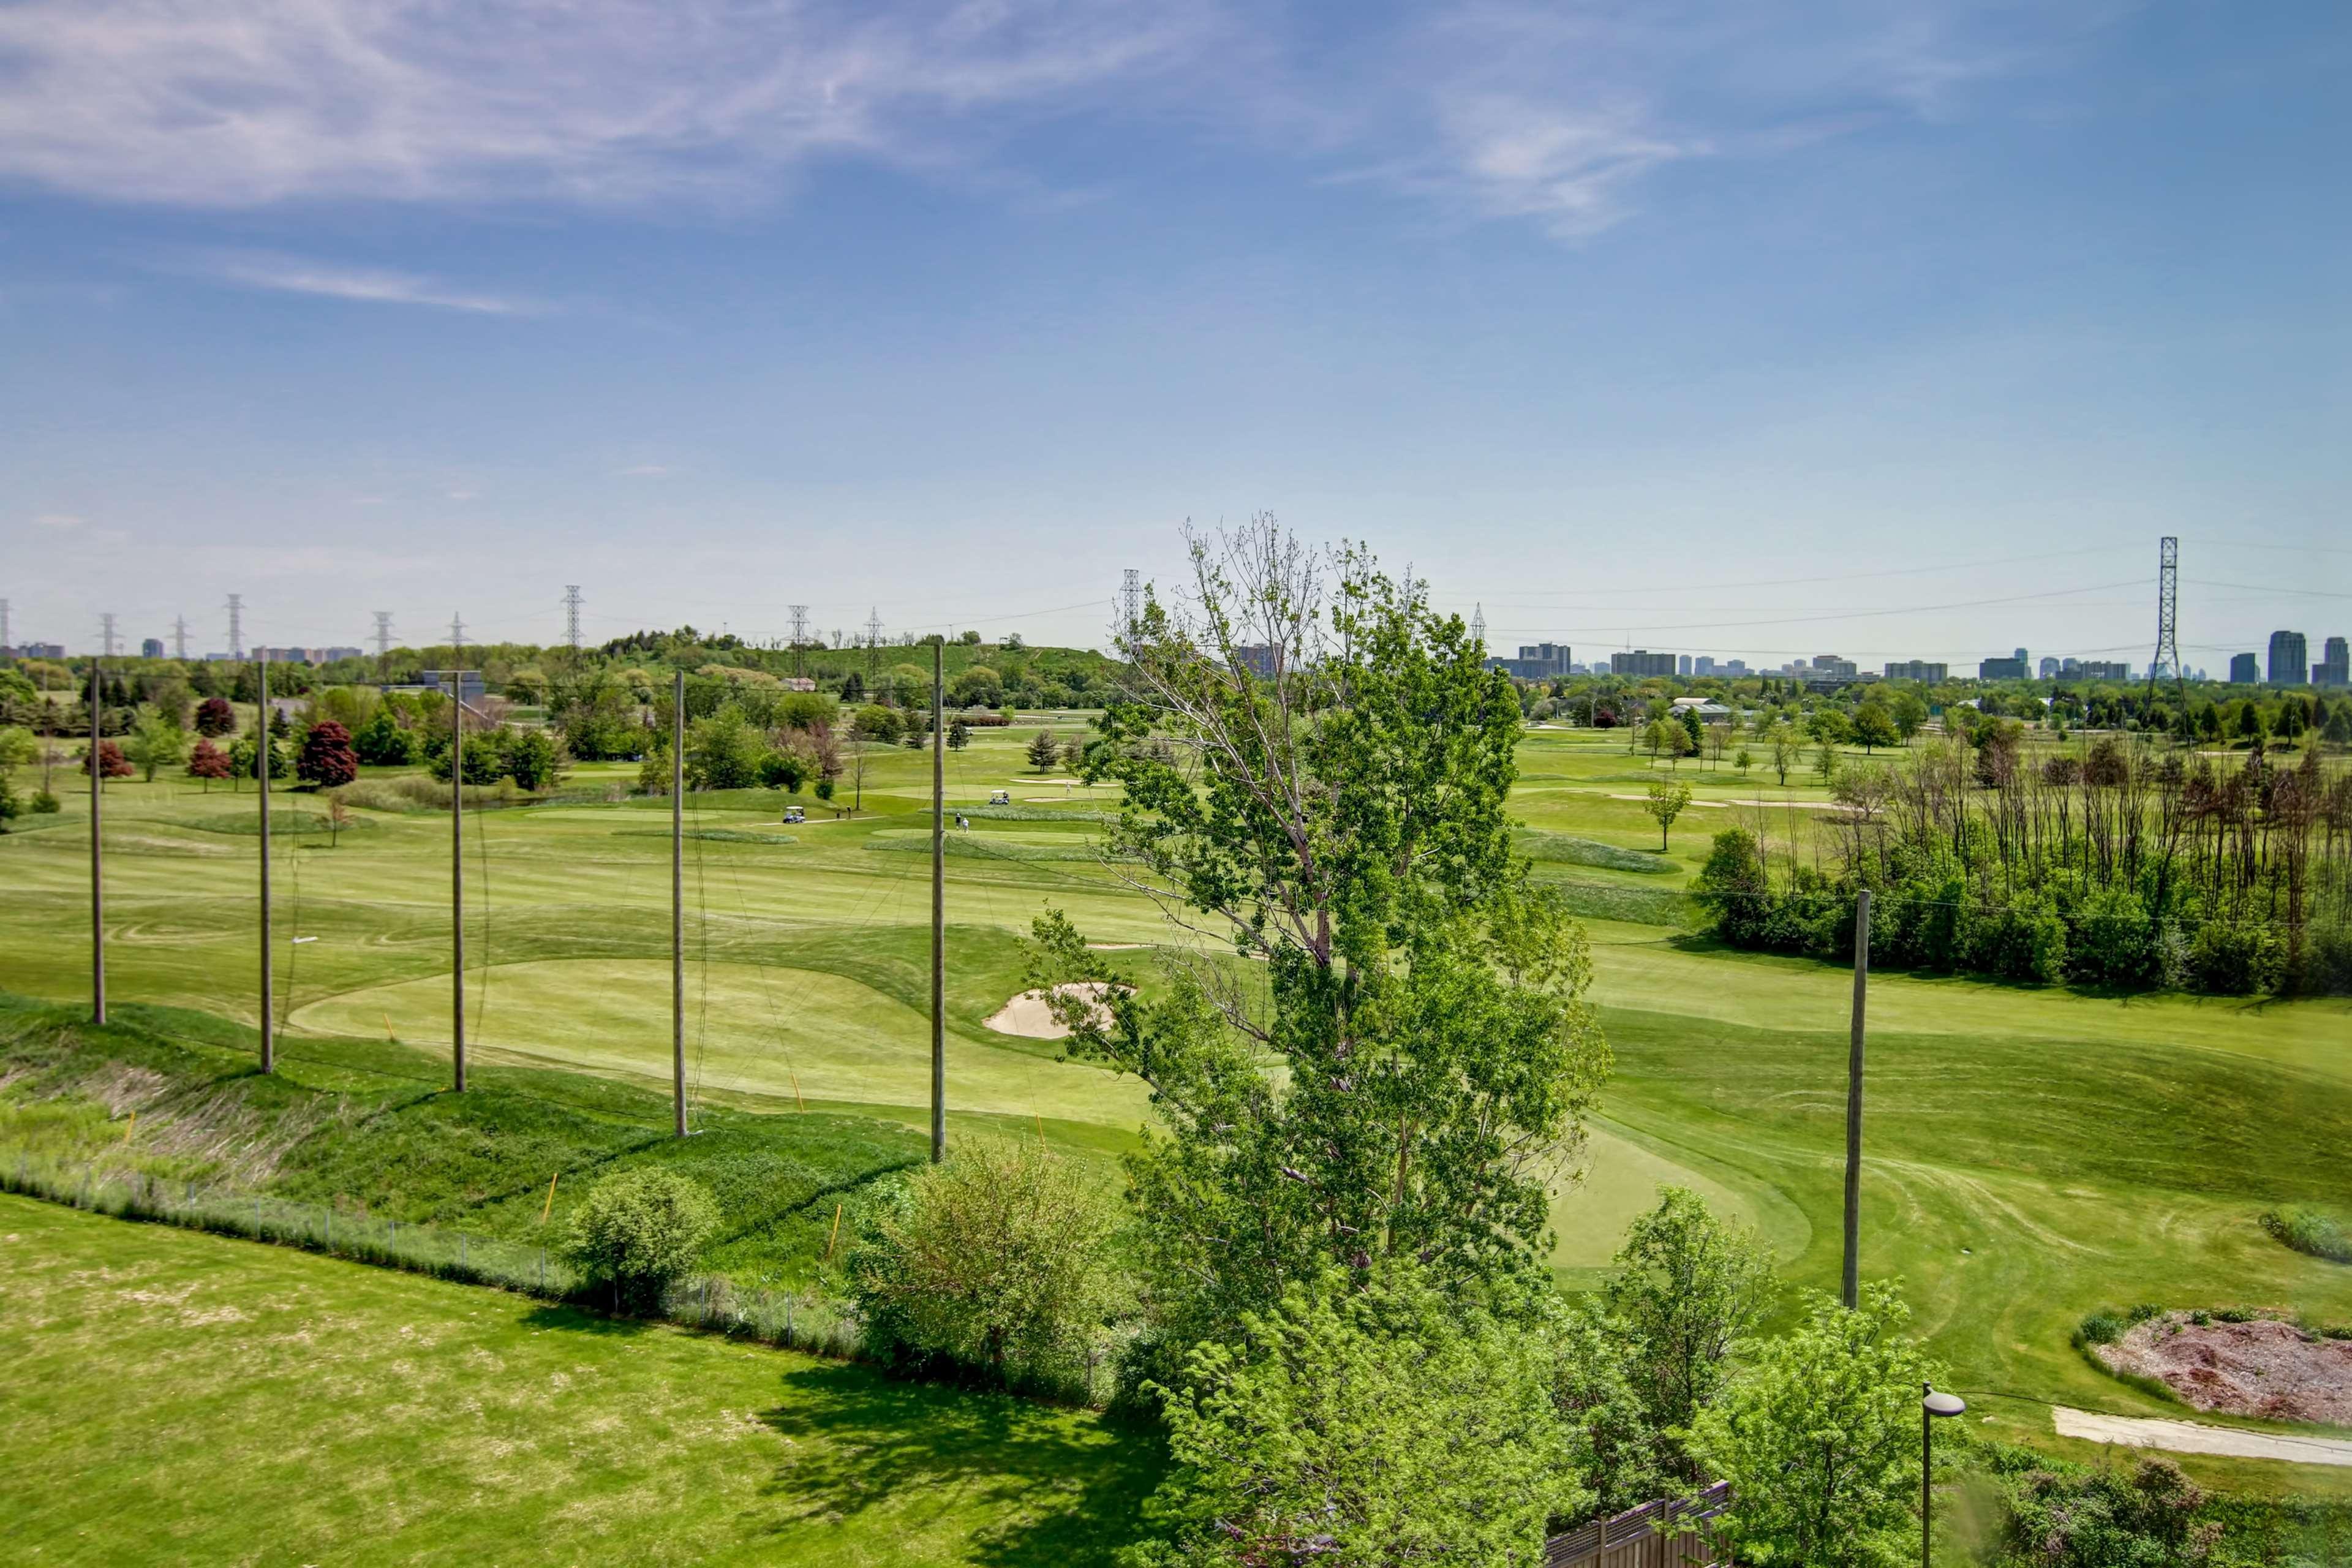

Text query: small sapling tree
(1644, 776), (1694, 850)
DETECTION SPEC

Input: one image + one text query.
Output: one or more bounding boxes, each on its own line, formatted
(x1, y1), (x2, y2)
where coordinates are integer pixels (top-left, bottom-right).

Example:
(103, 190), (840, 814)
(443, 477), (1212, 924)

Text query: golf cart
(988, 790), (1011, 806)
(782, 805), (806, 824)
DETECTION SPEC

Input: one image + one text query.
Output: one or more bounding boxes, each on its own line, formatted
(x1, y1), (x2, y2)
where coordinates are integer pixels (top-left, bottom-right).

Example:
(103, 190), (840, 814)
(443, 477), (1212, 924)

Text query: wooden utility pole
(1842, 886), (1871, 1310)
(672, 669), (687, 1138)
(930, 639), (946, 1164)
(258, 654), (274, 1073)
(450, 673), (467, 1092)
(89, 658), (105, 1025)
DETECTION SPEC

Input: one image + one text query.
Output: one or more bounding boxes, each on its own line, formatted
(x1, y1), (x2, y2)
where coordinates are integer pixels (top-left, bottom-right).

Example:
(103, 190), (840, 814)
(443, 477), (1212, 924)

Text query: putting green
(1547, 1119), (1806, 1275)
(292, 959), (1152, 1128)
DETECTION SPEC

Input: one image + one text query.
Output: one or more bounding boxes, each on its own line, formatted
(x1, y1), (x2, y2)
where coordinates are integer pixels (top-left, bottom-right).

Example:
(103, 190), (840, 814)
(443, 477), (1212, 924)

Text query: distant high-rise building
(1230, 644), (1279, 679)
(1883, 660), (1948, 683)
(1810, 654), (1858, 679)
(2038, 656), (2059, 679)
(2229, 652), (2258, 684)
(2013, 647), (2029, 665)
(1979, 657), (2029, 680)
(2318, 636), (2350, 688)
(2070, 661), (2134, 682)
(1486, 643), (1572, 680)
(1611, 650), (1678, 677)
(2269, 630), (2308, 685)
(1694, 656), (1716, 676)
(1723, 660), (1748, 676)
(1676, 654), (1693, 677)
(140, 638), (165, 658)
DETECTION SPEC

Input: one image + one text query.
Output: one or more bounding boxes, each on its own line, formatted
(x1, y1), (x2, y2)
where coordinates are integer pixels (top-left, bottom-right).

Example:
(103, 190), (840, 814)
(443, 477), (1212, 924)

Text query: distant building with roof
(1611, 650), (1677, 677)
(2269, 630), (2307, 685)
(1487, 643), (1572, 680)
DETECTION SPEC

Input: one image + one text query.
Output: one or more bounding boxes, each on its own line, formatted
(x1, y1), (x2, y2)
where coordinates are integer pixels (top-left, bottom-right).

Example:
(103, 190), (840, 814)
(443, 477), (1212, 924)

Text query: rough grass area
(0, 1194), (1159, 1566)
(0, 998), (928, 1292)
(2264, 1205), (2352, 1265)
(1515, 829), (1678, 875)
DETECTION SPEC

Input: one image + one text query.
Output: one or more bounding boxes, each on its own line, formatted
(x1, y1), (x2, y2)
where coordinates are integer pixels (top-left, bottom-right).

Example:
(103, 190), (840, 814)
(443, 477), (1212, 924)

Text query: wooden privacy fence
(1544, 1482), (1733, 1568)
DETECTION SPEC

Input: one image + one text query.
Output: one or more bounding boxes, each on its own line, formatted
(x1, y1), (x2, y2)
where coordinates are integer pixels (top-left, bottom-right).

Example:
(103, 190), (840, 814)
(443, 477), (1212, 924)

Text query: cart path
(2052, 1406), (2352, 1467)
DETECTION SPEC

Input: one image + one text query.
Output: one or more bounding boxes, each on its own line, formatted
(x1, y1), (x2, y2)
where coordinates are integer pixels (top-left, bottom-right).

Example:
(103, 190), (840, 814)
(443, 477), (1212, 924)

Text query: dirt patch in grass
(2099, 1313), (2352, 1425)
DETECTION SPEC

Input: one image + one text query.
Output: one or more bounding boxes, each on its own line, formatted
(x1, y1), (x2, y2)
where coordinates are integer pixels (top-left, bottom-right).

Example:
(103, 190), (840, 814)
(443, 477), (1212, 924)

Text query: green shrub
(2126, 1302), (2163, 1324)
(2215, 1306), (2254, 1324)
(2187, 920), (2282, 995)
(2069, 886), (2155, 988)
(31, 791), (59, 814)
(849, 1136), (1125, 1396)
(1134, 1266), (1586, 1566)
(2260, 1205), (2352, 1264)
(1689, 1283), (1940, 1568)
(565, 1168), (719, 1314)
(2002, 1454), (2219, 1566)
(2078, 1311), (2122, 1346)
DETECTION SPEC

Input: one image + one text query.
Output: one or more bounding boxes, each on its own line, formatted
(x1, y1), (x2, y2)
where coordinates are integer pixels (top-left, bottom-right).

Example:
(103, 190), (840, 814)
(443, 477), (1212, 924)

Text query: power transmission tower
(226, 594), (245, 659)
(172, 616), (189, 660)
(2147, 536), (2185, 714)
(372, 611), (394, 662)
(563, 585), (583, 651)
(864, 607), (883, 685)
(99, 613), (119, 657)
(1471, 603), (1486, 649)
(1121, 568), (1141, 643)
(448, 612), (467, 654)
(788, 605), (809, 680)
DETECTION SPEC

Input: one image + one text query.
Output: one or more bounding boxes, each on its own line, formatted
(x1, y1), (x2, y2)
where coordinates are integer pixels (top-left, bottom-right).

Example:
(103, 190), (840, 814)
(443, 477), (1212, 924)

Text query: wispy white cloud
(0, 0), (1225, 208)
(193, 252), (546, 315)
(0, 1), (2124, 241)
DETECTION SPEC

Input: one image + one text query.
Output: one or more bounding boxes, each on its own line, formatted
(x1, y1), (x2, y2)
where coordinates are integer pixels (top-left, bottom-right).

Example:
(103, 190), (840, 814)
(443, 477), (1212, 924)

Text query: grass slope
(0, 1193), (1159, 1566)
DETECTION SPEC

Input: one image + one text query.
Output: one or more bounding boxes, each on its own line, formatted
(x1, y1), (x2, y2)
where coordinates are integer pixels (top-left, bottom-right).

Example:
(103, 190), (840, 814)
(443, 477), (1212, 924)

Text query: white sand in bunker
(985, 982), (1122, 1039)
(2098, 1313), (2352, 1426)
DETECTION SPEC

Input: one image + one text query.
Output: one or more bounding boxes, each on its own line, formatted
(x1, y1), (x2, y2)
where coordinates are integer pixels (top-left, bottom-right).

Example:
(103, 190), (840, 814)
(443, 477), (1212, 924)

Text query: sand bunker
(984, 982), (1121, 1040)
(2098, 1313), (2352, 1426)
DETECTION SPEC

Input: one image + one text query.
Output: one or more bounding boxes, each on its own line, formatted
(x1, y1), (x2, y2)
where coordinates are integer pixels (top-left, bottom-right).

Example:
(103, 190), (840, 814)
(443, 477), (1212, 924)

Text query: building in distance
(1978, 655), (2029, 680)
(1229, 644), (1278, 679)
(1883, 660), (1948, 683)
(1611, 650), (1678, 677)
(2269, 630), (2307, 685)
(2318, 636), (2349, 688)
(140, 638), (166, 658)
(1485, 643), (1572, 680)
(2228, 653), (2258, 683)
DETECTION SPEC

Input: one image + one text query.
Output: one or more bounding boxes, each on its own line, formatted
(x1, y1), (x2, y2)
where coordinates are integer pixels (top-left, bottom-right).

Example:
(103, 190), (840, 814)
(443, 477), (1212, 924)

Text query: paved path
(2052, 1406), (2352, 1468)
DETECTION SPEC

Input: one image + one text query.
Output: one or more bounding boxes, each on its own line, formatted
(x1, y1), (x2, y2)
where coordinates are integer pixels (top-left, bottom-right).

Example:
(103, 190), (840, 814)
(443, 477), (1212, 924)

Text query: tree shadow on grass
(519, 1302), (653, 1337)
(757, 1362), (1162, 1566)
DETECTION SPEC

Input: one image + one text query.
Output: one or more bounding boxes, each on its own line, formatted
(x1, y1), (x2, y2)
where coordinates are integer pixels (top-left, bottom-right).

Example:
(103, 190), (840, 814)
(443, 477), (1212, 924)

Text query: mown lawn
(0, 1193), (1161, 1566)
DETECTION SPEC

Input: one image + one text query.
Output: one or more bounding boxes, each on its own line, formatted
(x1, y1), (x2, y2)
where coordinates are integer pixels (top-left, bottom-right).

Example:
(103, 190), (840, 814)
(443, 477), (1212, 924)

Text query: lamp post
(1922, 1383), (1966, 1567)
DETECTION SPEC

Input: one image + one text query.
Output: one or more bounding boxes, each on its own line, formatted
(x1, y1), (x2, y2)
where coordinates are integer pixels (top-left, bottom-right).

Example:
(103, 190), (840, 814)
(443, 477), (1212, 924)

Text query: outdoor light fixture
(1921, 1383), (1967, 1567)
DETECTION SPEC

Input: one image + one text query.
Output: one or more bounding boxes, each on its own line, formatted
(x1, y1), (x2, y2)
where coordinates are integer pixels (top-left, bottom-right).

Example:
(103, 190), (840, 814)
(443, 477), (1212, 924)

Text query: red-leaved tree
(188, 737), (232, 791)
(81, 741), (133, 780)
(296, 721), (359, 790)
(194, 696), (236, 737)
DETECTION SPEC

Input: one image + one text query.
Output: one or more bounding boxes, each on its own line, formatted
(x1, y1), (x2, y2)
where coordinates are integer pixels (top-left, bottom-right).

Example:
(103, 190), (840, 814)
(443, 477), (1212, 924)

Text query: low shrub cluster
(2260, 1205), (2352, 1264)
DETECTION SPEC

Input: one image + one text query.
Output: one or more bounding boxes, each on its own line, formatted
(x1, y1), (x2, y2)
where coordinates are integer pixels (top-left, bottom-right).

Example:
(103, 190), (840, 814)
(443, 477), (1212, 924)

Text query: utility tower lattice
(172, 616), (189, 660)
(788, 605), (809, 680)
(864, 608), (883, 683)
(563, 586), (582, 651)
(1471, 603), (1487, 650)
(448, 612), (467, 654)
(2147, 536), (2185, 712)
(1120, 569), (1142, 644)
(100, 613), (119, 657)
(372, 612), (394, 662)
(226, 594), (244, 660)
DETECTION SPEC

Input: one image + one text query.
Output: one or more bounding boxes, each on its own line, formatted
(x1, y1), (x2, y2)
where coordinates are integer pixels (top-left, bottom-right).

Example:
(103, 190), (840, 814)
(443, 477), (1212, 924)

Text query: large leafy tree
(1597, 1186), (1773, 1475)
(296, 720), (359, 789)
(1689, 1283), (1940, 1568)
(193, 696), (236, 738)
(1031, 518), (1610, 1366)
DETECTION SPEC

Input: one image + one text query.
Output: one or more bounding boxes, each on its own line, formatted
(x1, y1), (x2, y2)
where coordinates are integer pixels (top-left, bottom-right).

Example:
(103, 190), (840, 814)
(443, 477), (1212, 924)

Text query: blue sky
(1, 0), (2345, 667)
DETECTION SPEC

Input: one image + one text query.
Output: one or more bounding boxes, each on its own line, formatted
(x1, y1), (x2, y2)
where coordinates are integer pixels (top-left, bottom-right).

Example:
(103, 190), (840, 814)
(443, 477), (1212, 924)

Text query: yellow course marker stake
(541, 1170), (559, 1224)
(383, 1012), (395, 1042)
(790, 1069), (805, 1114)
(123, 1110), (136, 1144)
(824, 1202), (843, 1263)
